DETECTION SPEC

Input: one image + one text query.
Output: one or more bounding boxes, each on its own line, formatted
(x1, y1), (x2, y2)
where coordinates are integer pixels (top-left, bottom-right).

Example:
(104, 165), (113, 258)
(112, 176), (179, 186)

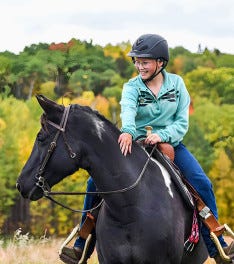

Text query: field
(1, 230), (232, 264)
(0, 238), (216, 264)
(0, 237), (97, 264)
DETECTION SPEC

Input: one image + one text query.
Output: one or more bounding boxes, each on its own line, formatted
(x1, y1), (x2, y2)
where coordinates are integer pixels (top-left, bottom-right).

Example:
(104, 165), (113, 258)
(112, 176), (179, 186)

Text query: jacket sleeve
(120, 82), (139, 138)
(157, 77), (190, 145)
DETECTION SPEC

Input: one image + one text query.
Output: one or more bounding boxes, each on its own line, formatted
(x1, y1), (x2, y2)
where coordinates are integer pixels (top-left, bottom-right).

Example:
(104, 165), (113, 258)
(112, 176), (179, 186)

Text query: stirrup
(210, 224), (234, 262)
(59, 224), (80, 255)
(78, 234), (92, 264)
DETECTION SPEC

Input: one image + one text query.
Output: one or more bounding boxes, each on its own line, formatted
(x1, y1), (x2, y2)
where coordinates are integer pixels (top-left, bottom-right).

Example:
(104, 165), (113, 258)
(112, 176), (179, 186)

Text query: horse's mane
(72, 104), (121, 135)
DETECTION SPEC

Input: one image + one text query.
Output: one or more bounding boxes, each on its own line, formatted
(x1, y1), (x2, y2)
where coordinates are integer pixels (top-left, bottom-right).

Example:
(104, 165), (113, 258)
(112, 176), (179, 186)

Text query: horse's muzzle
(16, 182), (20, 191)
(16, 181), (43, 200)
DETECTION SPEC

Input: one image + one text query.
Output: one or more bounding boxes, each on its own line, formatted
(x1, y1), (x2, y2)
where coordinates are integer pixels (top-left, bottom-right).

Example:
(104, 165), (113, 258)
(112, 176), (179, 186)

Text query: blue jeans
(75, 143), (227, 257)
(174, 142), (227, 257)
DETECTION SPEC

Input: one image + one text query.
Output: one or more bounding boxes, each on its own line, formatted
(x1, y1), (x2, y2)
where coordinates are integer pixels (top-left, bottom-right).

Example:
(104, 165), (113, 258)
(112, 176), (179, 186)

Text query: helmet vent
(136, 38), (144, 45)
(137, 45), (148, 51)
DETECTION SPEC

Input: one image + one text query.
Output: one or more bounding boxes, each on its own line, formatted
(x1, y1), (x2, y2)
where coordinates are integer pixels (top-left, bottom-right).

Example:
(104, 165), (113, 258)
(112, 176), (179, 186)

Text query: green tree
(184, 116), (215, 173)
(184, 67), (234, 105)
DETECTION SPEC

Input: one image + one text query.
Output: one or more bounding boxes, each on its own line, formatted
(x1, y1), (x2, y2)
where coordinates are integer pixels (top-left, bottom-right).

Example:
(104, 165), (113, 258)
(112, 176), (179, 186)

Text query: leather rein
(34, 105), (156, 213)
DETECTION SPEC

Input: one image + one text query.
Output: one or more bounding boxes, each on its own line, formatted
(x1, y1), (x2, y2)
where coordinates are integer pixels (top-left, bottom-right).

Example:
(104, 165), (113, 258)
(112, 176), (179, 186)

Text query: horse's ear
(36, 94), (63, 114)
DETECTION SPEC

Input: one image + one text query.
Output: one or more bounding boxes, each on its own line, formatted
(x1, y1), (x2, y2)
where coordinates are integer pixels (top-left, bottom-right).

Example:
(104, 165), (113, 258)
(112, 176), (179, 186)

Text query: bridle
(32, 104), (157, 213)
(34, 105), (75, 187)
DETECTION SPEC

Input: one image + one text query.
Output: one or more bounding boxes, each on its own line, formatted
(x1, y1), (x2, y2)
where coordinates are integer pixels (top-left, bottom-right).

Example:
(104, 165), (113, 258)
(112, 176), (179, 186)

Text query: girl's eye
(134, 61), (152, 68)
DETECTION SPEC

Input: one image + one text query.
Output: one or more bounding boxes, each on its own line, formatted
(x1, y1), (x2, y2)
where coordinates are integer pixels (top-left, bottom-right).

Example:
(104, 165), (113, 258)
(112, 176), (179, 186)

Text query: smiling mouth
(140, 71), (149, 79)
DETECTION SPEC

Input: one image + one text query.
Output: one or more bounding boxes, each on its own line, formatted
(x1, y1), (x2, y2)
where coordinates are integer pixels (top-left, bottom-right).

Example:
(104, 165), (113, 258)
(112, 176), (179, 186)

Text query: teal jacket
(120, 70), (190, 147)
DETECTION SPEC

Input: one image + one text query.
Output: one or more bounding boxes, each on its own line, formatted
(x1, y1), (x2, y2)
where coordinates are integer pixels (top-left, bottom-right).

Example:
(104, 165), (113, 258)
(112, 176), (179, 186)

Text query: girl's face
(134, 58), (163, 80)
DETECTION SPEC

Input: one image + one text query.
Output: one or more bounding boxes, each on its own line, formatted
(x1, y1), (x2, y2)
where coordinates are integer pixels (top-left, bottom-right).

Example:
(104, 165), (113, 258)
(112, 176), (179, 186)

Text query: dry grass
(0, 239), (211, 264)
(0, 231), (231, 264)
(0, 238), (63, 264)
(0, 237), (97, 264)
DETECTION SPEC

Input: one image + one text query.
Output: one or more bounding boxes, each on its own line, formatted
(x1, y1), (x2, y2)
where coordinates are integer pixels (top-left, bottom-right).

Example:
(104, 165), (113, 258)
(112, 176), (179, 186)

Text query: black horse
(17, 95), (208, 264)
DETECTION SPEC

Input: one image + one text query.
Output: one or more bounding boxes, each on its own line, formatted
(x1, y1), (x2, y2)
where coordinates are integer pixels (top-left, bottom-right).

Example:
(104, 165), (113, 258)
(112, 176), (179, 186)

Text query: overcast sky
(1, 0), (233, 54)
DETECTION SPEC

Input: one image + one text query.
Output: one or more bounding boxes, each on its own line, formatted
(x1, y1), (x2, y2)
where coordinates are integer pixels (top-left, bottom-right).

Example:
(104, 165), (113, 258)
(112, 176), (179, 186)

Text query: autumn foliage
(0, 39), (233, 237)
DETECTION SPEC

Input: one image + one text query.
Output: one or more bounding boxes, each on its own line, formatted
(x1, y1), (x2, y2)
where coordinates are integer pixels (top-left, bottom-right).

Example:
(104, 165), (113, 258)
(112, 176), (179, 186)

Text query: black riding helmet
(128, 34), (169, 82)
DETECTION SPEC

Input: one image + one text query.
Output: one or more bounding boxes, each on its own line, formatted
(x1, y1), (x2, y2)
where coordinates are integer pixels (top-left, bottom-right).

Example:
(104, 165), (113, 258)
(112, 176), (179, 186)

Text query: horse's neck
(87, 141), (147, 193)
(70, 112), (148, 197)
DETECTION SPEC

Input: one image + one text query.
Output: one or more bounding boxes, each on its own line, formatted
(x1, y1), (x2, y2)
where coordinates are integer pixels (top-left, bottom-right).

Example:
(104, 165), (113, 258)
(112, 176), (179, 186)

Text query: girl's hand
(118, 133), (132, 156)
(144, 133), (162, 145)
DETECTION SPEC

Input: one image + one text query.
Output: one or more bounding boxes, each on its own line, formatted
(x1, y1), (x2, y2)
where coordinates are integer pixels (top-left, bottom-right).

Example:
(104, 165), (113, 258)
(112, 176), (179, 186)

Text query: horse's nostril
(16, 182), (20, 191)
